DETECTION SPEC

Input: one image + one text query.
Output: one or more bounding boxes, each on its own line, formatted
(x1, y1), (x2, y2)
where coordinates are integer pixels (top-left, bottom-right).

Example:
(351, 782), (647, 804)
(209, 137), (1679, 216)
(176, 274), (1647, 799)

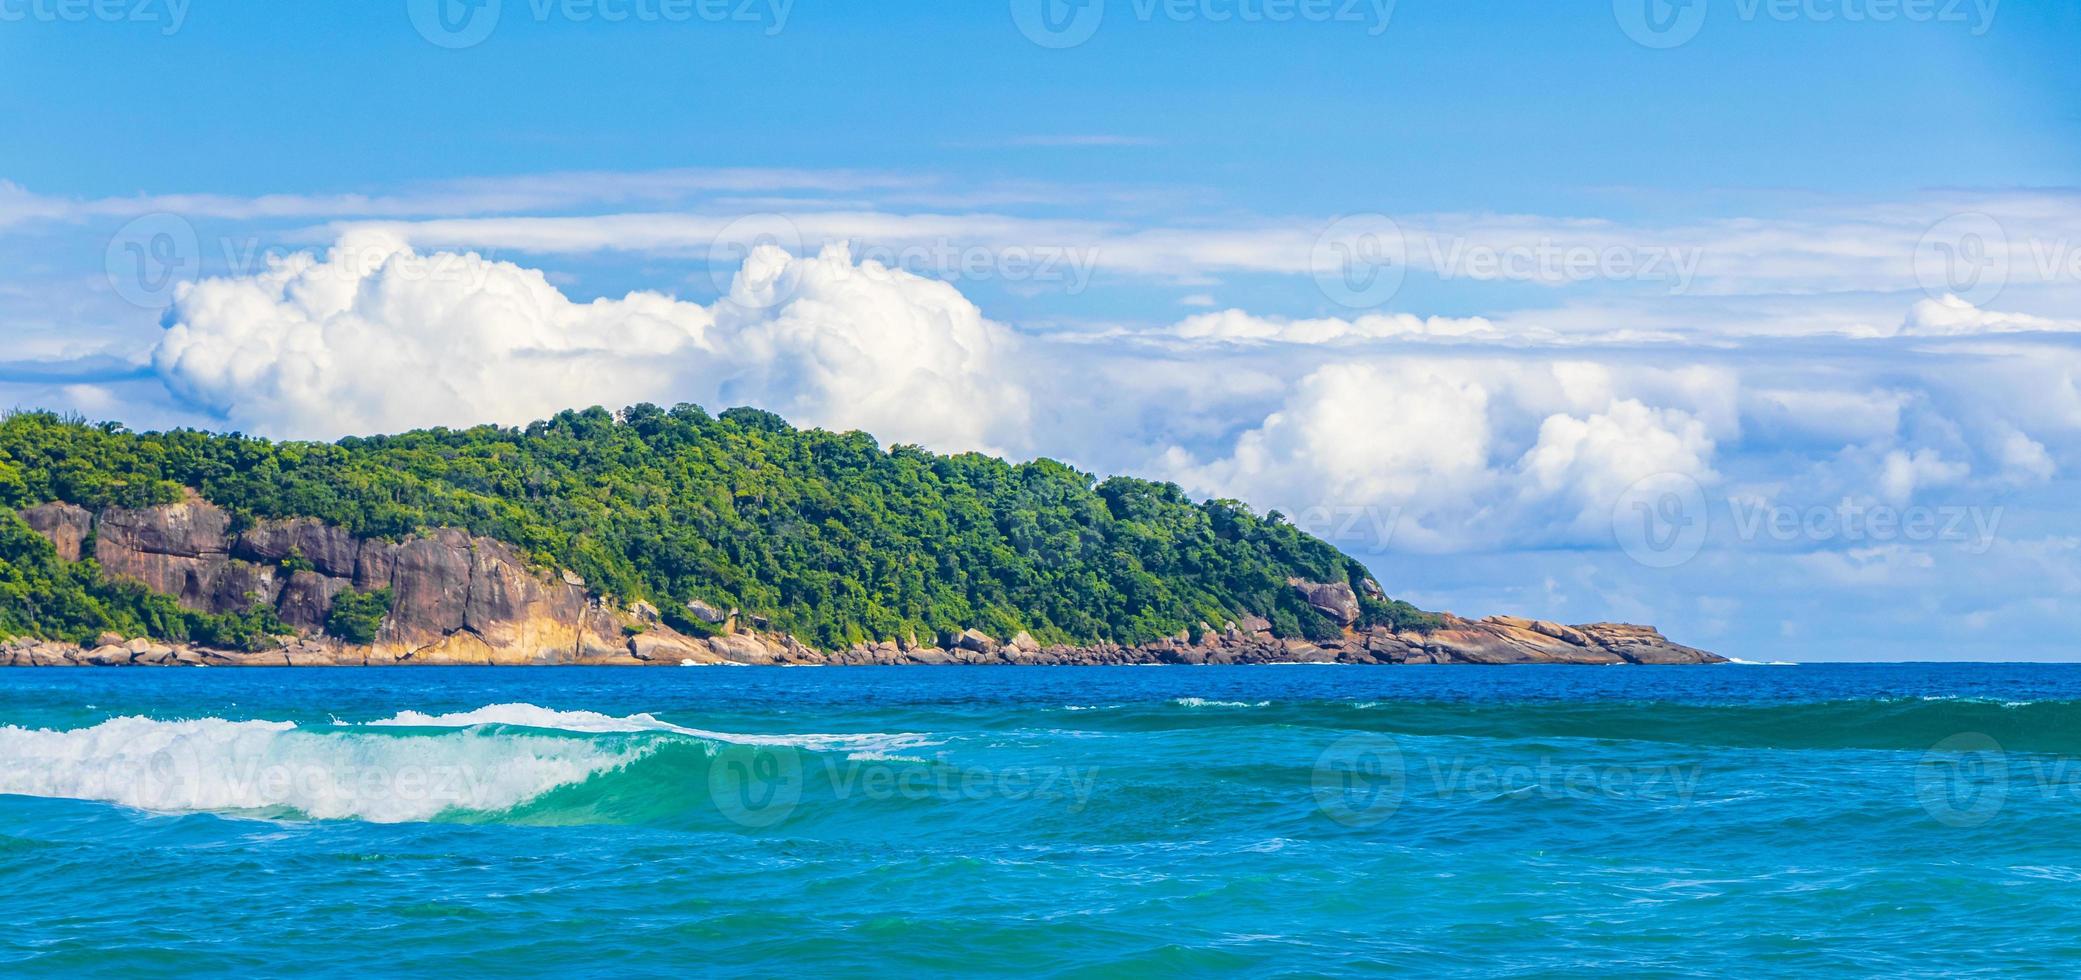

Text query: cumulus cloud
(1158, 359), (1720, 552)
(152, 233), (1029, 453)
(1159, 362), (1496, 528)
(1516, 399), (1717, 533)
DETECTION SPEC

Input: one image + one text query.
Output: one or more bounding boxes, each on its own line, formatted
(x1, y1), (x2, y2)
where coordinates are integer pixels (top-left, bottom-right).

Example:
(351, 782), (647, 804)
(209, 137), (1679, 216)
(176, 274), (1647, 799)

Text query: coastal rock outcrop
(1289, 578), (1361, 626)
(10, 496), (1726, 668)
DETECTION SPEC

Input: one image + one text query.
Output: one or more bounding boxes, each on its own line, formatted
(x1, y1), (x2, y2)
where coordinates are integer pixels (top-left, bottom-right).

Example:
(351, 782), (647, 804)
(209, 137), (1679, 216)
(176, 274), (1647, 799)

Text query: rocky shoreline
(5, 497), (1724, 668)
(0, 614), (1723, 667)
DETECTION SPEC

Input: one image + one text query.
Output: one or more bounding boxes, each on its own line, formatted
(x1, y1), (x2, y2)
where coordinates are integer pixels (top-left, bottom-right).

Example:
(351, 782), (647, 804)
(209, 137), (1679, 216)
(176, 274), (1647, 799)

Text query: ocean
(0, 664), (2073, 976)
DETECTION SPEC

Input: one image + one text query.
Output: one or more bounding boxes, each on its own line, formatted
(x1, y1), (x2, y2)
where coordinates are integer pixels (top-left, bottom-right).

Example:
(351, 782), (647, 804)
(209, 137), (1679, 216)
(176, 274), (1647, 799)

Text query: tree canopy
(0, 405), (1437, 648)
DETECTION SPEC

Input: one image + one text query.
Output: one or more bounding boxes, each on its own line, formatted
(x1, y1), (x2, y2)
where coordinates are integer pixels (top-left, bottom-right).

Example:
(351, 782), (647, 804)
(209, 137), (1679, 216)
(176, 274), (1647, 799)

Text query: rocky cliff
(5, 497), (1724, 667)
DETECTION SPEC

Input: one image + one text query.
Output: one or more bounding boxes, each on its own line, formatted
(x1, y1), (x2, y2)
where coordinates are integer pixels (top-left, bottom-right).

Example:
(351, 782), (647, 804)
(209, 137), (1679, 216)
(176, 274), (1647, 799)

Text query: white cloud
(1794, 545), (1938, 588)
(1516, 399), (1717, 533)
(1993, 425), (2057, 485)
(1877, 447), (1970, 503)
(151, 233), (1029, 454)
(1159, 359), (1719, 552)
(1901, 295), (2081, 336)
(1172, 309), (1505, 345)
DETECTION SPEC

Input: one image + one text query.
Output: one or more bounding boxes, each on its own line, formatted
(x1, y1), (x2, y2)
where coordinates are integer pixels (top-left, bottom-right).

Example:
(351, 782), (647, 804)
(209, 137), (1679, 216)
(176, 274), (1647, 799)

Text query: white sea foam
(0, 705), (939, 823)
(0, 716), (646, 822)
(358, 703), (938, 754)
(1725, 657), (1800, 666)
(1171, 697), (1270, 708)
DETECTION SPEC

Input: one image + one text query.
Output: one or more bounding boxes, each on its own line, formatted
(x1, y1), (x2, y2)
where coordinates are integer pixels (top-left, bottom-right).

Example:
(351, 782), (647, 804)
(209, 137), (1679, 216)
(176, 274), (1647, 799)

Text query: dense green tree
(0, 406), (1438, 647)
(324, 588), (392, 645)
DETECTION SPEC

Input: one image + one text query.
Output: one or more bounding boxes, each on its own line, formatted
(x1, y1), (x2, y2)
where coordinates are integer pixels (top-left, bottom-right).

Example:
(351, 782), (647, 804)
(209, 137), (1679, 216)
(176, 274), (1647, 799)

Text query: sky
(1, 0), (2078, 660)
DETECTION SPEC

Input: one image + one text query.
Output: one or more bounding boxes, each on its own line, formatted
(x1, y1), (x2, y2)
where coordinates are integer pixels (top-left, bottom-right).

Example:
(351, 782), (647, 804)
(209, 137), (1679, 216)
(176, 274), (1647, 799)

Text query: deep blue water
(2, 664), (2078, 976)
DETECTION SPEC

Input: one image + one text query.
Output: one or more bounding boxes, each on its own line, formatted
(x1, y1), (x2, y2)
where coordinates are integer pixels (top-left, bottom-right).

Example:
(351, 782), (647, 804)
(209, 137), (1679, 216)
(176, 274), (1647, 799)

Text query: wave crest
(0, 716), (650, 823)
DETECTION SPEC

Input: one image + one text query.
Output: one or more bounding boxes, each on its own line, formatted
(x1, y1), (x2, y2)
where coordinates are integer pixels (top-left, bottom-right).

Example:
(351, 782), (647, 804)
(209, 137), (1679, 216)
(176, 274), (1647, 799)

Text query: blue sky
(2, 0), (2079, 660)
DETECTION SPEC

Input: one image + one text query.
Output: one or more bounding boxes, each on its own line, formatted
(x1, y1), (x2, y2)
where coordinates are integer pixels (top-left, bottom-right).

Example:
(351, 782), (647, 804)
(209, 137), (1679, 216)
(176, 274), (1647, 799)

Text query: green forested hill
(0, 405), (1436, 648)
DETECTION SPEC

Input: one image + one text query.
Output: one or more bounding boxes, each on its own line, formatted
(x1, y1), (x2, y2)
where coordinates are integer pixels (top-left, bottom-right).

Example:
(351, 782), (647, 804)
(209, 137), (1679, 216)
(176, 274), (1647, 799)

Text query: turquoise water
(1, 665), (2075, 976)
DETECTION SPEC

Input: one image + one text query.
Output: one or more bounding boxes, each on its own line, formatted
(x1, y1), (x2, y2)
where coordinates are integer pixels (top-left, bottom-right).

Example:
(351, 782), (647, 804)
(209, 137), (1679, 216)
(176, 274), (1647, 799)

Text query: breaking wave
(0, 704), (935, 824)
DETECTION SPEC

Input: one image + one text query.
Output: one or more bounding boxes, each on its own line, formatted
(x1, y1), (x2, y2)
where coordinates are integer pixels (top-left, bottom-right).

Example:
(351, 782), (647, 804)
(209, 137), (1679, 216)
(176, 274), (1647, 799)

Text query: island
(0, 405), (1722, 667)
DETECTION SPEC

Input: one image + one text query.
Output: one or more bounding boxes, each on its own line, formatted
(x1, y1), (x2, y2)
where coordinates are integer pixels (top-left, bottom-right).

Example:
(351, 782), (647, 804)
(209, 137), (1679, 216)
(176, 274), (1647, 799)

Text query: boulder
(1289, 578), (1361, 626)
(631, 629), (715, 664)
(954, 628), (998, 653)
(707, 632), (781, 665)
(685, 599), (728, 624)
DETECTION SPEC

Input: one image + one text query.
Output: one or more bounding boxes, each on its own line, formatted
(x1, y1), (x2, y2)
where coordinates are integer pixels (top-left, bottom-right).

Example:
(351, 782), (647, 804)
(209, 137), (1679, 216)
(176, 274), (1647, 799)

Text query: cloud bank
(153, 233), (1030, 454)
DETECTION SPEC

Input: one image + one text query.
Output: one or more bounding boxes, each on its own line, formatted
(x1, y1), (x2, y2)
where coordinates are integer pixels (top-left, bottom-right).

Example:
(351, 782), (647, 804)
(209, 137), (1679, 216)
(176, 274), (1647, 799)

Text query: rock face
(22, 502), (91, 562)
(1289, 578), (1361, 626)
(16, 496), (630, 666)
(9, 495), (1726, 668)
